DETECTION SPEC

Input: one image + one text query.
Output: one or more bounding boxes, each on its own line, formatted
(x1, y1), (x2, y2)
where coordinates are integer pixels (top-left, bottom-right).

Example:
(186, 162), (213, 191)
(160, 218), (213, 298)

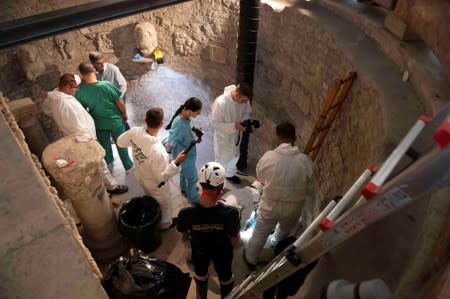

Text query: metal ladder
(227, 113), (450, 298)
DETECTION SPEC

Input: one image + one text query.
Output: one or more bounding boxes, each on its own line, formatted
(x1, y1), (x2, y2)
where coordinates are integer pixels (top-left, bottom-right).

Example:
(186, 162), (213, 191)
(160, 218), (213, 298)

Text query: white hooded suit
(211, 85), (251, 177)
(245, 143), (316, 265)
(117, 127), (181, 229)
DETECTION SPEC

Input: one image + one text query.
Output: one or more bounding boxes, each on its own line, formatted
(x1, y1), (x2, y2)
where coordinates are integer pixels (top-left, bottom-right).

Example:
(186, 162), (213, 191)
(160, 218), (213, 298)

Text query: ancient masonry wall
(249, 3), (387, 200)
(0, 0), (240, 141)
(0, 92), (107, 297)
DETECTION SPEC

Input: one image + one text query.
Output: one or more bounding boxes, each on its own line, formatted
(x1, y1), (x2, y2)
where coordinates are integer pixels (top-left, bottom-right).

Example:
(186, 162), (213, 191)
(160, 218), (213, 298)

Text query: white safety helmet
(198, 162), (226, 187)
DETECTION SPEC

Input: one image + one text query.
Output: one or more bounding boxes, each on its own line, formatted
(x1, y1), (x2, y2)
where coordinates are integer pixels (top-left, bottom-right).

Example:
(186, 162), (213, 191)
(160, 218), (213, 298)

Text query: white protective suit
(211, 84), (252, 177)
(245, 143), (316, 265)
(42, 90), (118, 190)
(117, 127), (181, 229)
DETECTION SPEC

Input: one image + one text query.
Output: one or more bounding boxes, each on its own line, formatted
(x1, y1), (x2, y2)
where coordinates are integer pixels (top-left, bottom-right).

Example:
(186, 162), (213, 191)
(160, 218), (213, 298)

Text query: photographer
(166, 97), (203, 205)
(211, 83), (253, 184)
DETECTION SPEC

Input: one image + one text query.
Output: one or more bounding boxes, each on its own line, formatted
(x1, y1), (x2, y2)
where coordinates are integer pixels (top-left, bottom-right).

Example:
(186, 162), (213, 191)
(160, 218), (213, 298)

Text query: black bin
(118, 196), (162, 253)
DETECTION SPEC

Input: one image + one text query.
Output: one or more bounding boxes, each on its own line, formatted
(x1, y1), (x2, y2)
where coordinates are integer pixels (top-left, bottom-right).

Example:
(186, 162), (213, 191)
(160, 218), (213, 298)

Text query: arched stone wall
(249, 2), (427, 200)
(395, 0), (450, 82)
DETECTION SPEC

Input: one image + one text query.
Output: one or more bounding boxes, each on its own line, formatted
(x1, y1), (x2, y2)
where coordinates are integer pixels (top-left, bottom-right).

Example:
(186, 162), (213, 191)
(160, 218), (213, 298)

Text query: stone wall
(0, 0), (239, 141)
(0, 92), (107, 298)
(395, 0), (450, 82)
(0, 0), (239, 95)
(0, 0), (433, 201)
(249, 3), (387, 200)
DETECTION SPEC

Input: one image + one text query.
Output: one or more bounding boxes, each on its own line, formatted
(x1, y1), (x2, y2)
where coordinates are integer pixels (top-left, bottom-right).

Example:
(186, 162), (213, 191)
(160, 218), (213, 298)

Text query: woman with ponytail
(166, 97), (203, 204)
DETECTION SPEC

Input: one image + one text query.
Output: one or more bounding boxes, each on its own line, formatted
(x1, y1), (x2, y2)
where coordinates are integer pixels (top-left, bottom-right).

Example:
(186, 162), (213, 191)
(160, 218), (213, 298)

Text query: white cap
(74, 75), (81, 87)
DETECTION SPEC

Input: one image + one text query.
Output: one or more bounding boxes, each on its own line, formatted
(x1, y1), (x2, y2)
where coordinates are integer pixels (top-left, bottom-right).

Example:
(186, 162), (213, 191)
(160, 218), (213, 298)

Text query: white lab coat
(117, 127), (180, 228)
(245, 143), (316, 264)
(42, 90), (117, 190)
(211, 85), (252, 177)
(42, 90), (96, 137)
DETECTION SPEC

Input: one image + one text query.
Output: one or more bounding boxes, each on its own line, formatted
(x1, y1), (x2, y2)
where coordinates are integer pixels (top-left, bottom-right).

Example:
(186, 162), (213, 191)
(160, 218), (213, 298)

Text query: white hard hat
(199, 162), (226, 187)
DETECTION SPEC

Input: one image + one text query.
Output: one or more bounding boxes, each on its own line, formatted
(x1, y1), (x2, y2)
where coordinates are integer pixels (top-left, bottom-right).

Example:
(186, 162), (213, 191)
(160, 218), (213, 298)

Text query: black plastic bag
(103, 252), (191, 299)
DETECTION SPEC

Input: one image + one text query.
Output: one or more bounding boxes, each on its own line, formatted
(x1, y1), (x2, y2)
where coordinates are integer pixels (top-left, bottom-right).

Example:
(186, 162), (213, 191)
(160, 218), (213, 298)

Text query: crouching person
(176, 162), (240, 299)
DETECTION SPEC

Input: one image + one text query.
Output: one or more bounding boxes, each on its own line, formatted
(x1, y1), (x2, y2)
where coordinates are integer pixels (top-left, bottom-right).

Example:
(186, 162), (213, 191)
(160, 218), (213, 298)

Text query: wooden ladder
(304, 71), (357, 161)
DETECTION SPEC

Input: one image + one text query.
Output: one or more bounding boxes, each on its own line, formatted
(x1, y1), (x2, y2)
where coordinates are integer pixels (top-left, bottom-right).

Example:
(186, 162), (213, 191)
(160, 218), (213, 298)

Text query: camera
(192, 127), (204, 139)
(241, 119), (260, 133)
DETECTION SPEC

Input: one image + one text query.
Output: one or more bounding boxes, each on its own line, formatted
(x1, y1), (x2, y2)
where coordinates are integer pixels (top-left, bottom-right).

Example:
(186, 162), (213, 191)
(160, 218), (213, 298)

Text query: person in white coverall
(211, 83), (253, 184)
(42, 73), (128, 195)
(244, 122), (316, 269)
(117, 107), (187, 230)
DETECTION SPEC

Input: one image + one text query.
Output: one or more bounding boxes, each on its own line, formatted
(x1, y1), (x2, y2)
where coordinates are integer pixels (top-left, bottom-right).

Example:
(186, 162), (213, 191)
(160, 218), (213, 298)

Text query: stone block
(7, 98), (38, 121)
(384, 11), (418, 41)
(134, 22), (158, 57)
(16, 44), (46, 81)
(209, 45), (227, 64)
(3, 227), (108, 299)
(41, 135), (124, 262)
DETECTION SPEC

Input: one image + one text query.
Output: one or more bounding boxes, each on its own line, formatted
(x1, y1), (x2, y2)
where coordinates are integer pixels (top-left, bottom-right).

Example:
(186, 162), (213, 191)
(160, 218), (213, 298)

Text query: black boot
(195, 279), (208, 299)
(220, 282), (234, 299)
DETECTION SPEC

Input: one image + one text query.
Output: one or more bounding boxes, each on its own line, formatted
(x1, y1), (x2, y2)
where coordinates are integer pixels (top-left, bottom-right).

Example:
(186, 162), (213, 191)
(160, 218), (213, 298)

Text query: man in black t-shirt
(177, 162), (240, 299)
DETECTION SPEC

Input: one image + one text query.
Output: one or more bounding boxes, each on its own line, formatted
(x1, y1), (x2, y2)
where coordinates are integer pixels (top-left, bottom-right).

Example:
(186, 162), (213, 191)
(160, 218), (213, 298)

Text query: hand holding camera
(192, 127), (204, 143)
(241, 119), (260, 133)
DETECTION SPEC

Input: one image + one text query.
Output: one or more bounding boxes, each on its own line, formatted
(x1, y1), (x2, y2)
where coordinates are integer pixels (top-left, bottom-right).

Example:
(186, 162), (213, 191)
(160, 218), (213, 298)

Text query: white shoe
(125, 165), (135, 174)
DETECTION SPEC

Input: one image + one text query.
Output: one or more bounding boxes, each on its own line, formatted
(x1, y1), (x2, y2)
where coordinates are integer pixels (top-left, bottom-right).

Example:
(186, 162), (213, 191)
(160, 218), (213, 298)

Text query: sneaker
(243, 249), (256, 271)
(107, 184), (128, 195)
(226, 175), (241, 184)
(125, 165), (135, 174)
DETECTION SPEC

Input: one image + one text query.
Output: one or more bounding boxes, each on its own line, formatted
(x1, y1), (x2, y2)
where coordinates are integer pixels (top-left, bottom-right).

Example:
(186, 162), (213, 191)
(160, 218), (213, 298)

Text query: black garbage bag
(102, 252), (191, 299)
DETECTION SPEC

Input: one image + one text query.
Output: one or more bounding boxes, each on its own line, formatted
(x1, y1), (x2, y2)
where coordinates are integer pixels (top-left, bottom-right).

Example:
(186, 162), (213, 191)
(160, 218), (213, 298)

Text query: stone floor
(103, 66), (273, 298)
